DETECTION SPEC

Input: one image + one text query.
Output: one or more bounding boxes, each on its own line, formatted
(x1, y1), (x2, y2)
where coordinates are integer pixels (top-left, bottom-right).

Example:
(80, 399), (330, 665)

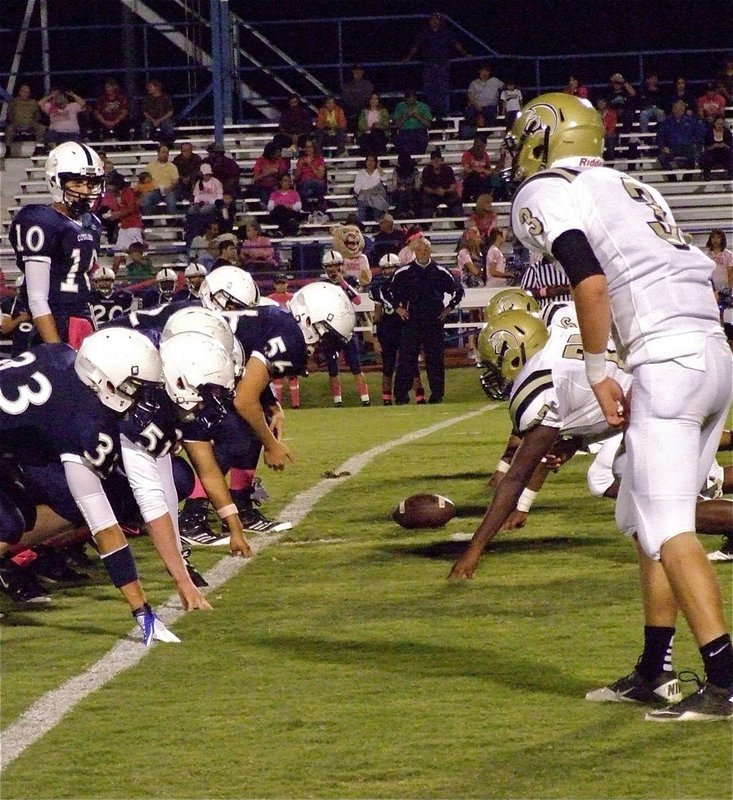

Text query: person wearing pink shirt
(267, 173), (303, 236)
(697, 83), (727, 124)
(485, 227), (508, 288)
(185, 163), (224, 245)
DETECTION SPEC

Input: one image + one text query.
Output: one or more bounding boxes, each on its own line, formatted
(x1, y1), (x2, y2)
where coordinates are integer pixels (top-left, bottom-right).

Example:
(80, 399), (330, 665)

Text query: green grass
(1, 367), (731, 799)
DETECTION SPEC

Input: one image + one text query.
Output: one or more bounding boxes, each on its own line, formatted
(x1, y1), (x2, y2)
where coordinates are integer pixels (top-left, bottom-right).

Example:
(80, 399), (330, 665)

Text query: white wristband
(216, 503), (238, 520)
(494, 459), (511, 475)
(516, 488), (537, 513)
(584, 351), (607, 386)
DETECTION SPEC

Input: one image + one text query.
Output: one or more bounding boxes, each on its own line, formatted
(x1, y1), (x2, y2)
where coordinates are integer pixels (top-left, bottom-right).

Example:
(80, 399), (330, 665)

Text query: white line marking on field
(0, 404), (498, 770)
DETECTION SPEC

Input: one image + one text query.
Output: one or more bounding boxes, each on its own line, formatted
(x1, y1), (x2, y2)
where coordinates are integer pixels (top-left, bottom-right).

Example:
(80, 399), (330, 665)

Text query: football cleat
(585, 668), (682, 707)
(239, 507), (293, 534)
(708, 537), (733, 562)
(645, 675), (733, 722)
(32, 548), (89, 584)
(132, 603), (181, 646)
(0, 559), (52, 605)
(180, 548), (209, 588)
(178, 498), (229, 547)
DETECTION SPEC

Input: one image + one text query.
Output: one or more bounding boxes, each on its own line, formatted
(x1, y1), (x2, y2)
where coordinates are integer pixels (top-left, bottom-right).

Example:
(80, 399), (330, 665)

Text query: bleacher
(2, 112), (732, 283)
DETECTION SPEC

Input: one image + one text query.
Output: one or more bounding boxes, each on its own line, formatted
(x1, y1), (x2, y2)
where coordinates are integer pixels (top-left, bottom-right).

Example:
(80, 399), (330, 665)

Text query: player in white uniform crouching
(499, 92), (732, 721)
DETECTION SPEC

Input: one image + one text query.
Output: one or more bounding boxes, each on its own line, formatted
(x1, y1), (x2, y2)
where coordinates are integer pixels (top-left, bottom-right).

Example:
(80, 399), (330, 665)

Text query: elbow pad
(551, 230), (604, 288)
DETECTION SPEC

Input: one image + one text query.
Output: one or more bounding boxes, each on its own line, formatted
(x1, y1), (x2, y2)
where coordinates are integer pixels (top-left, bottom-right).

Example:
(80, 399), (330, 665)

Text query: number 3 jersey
(9, 205), (100, 318)
(508, 326), (633, 442)
(511, 164), (722, 369)
(0, 344), (119, 475)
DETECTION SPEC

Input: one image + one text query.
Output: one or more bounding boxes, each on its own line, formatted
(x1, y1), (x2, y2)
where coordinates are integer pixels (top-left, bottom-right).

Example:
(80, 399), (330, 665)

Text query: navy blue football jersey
(101, 300), (198, 347)
(9, 205), (100, 315)
(223, 305), (307, 377)
(368, 275), (401, 338)
(139, 287), (174, 310)
(119, 386), (183, 459)
(89, 288), (134, 327)
(172, 288), (198, 303)
(0, 344), (119, 476)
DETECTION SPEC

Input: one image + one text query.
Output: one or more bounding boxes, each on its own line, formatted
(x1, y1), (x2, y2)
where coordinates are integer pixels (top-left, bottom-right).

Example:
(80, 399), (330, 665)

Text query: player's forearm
(234, 394), (279, 451)
(572, 275), (612, 356)
(146, 513), (190, 585)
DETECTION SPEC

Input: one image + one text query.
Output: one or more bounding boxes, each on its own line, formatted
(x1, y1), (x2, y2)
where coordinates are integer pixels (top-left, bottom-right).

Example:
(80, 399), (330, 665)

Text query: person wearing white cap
(185, 163), (224, 246)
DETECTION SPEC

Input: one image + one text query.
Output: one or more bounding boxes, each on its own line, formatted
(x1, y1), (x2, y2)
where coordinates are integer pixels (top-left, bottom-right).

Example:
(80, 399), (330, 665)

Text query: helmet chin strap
(539, 126), (552, 171)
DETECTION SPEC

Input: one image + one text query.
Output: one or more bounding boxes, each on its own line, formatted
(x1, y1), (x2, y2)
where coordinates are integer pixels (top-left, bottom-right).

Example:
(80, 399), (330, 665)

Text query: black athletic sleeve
(551, 229), (605, 288)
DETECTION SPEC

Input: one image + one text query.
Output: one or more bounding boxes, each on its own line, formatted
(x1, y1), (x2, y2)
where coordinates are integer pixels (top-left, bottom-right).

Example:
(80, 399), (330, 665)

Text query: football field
(1, 368), (731, 800)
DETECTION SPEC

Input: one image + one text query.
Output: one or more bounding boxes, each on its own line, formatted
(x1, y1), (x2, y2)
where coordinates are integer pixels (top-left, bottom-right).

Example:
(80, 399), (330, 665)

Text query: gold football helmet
(477, 310), (549, 400)
(484, 288), (540, 322)
(505, 93), (605, 182)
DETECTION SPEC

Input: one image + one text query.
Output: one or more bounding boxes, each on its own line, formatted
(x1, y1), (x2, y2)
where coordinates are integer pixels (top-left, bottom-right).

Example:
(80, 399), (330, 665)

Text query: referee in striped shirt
(520, 254), (573, 308)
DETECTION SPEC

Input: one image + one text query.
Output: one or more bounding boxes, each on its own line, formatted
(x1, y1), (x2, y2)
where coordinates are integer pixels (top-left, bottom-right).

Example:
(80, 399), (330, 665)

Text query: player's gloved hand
(132, 603), (182, 646)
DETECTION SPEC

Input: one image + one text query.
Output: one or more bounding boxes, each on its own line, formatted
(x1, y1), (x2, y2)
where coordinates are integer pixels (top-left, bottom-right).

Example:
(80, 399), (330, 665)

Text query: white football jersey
(511, 163), (722, 369)
(509, 326), (632, 440)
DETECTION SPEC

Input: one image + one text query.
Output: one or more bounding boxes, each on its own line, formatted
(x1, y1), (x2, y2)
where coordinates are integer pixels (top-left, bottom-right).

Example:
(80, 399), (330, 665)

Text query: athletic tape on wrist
(216, 503), (238, 520)
(584, 351), (607, 386)
(516, 488), (537, 513)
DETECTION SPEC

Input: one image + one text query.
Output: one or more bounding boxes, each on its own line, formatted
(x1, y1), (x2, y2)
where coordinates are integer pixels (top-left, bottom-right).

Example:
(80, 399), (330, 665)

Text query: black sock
(700, 634), (733, 689)
(636, 625), (675, 680)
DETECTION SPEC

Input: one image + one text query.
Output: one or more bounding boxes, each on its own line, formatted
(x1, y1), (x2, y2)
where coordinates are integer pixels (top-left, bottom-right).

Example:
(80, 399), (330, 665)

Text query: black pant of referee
(394, 321), (445, 404)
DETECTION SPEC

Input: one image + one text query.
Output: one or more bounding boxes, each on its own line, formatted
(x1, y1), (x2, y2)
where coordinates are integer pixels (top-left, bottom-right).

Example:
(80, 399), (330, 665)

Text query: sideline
(0, 404), (497, 770)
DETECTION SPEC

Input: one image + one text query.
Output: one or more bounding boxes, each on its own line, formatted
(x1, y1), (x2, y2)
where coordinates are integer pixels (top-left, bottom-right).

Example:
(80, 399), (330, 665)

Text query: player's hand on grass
(448, 553), (479, 580)
(500, 510), (527, 531)
(229, 530), (254, 559)
(178, 582), (212, 611)
(264, 441), (294, 471)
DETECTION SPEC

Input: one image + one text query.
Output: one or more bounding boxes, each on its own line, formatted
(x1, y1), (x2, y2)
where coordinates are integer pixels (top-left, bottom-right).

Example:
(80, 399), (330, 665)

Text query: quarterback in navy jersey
(8, 142), (104, 347)
(89, 267), (134, 327)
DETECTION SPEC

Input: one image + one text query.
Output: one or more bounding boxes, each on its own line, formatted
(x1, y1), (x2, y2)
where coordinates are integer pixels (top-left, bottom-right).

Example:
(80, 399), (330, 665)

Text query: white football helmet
(184, 263), (207, 296)
(378, 253), (401, 270)
(93, 266), (116, 298)
(156, 268), (177, 295)
(75, 328), (162, 413)
(160, 306), (234, 352)
(160, 332), (235, 431)
(45, 141), (104, 217)
(288, 281), (356, 345)
(322, 250), (344, 267)
(199, 265), (260, 311)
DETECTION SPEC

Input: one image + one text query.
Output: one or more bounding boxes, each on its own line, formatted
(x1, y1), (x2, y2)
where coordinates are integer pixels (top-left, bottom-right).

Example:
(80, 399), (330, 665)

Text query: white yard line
(0, 404), (496, 770)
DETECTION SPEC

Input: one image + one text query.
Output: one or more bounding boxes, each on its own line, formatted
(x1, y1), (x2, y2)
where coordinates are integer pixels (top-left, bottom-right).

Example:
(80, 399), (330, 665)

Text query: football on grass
(392, 494), (456, 529)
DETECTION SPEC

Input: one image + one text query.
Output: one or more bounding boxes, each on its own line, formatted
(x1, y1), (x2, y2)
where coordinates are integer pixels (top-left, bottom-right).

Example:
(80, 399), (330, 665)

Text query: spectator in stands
(185, 163), (223, 245)
(699, 115), (733, 180)
(403, 12), (468, 123)
(140, 79), (175, 143)
(211, 239), (240, 270)
(499, 79), (523, 131)
(456, 226), (485, 362)
(353, 154), (389, 224)
(697, 82), (727, 125)
(98, 173), (144, 255)
(341, 65), (374, 131)
(461, 134), (494, 203)
(666, 76), (696, 114)
(278, 95), (314, 151)
(637, 72), (666, 133)
(133, 170), (155, 202)
(656, 99), (700, 179)
(606, 72), (637, 135)
(216, 191), (237, 235)
(465, 64), (504, 128)
(562, 74), (589, 98)
(5, 83), (46, 151)
(520, 254), (573, 308)
(39, 88), (86, 149)
(173, 141), (203, 201)
(139, 143), (179, 215)
(484, 227), (508, 288)
(420, 148), (463, 220)
(203, 142), (241, 199)
(468, 192), (498, 239)
(238, 220), (278, 272)
(391, 236), (464, 404)
(596, 97), (618, 160)
(99, 153), (125, 187)
(390, 149), (420, 219)
(119, 241), (155, 282)
(251, 141), (289, 208)
(294, 139), (327, 211)
(357, 93), (390, 156)
(315, 96), (348, 155)
(92, 78), (129, 141)
(393, 90), (432, 155)
(705, 229), (733, 301)
(267, 173), (303, 236)
(372, 213), (406, 264)
(189, 219), (220, 269)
